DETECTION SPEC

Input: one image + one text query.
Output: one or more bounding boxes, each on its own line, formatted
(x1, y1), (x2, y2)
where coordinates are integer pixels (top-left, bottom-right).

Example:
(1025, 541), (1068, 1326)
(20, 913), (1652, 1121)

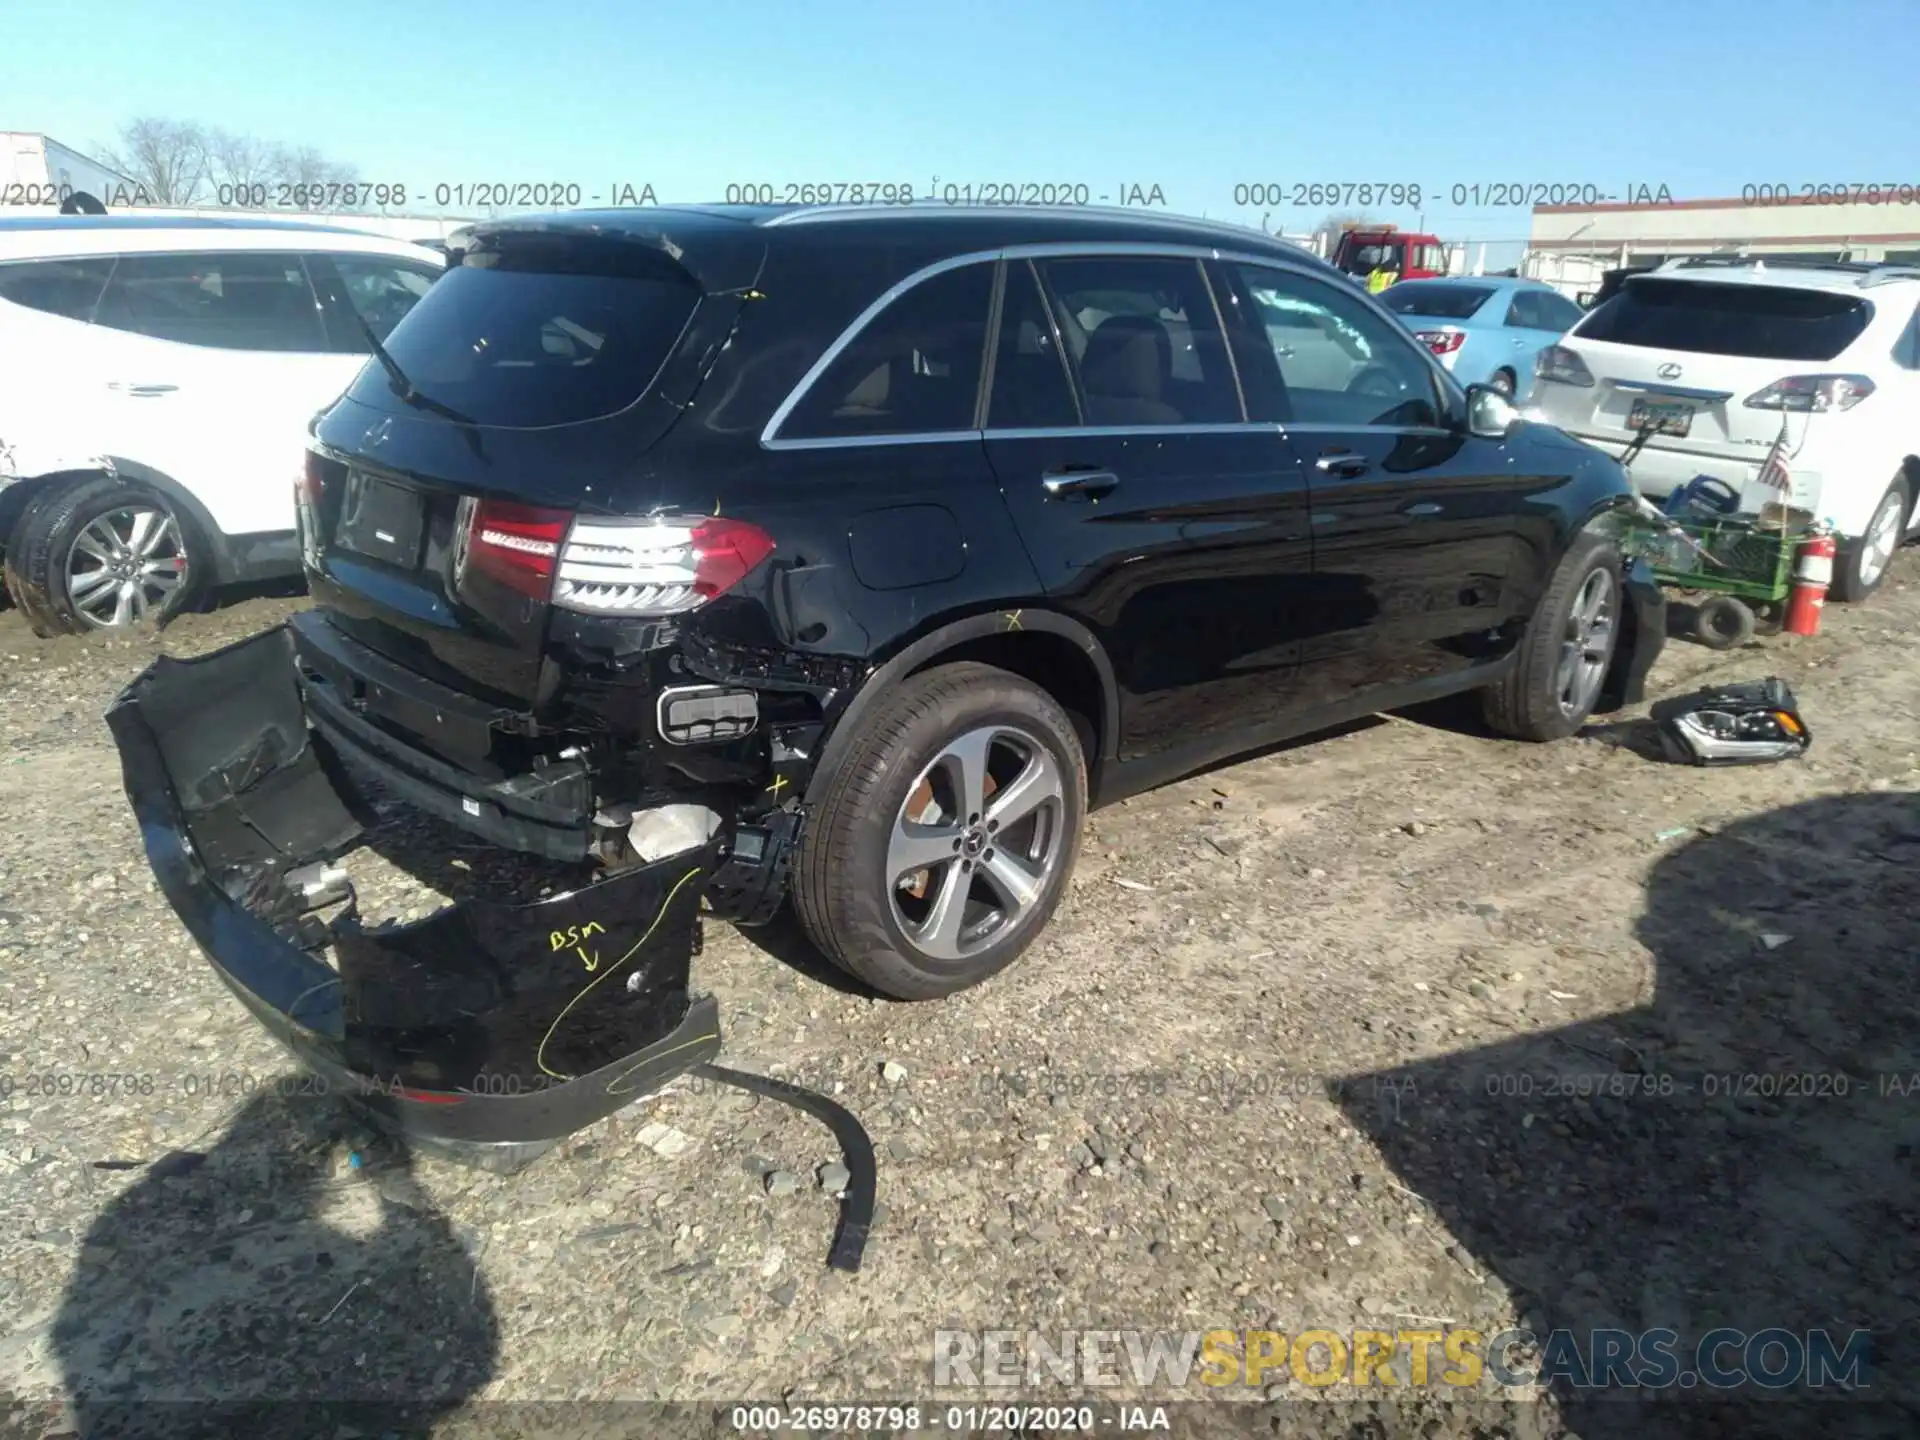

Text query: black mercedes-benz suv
(109, 203), (1664, 1162)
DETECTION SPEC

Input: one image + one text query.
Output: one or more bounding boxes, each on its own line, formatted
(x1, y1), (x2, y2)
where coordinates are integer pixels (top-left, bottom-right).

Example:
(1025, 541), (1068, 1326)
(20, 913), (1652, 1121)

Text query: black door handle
(1041, 469), (1119, 500)
(1314, 452), (1370, 479)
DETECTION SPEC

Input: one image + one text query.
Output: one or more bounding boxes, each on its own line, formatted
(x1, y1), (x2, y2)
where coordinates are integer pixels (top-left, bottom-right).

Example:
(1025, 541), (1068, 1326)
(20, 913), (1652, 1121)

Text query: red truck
(1330, 225), (1451, 287)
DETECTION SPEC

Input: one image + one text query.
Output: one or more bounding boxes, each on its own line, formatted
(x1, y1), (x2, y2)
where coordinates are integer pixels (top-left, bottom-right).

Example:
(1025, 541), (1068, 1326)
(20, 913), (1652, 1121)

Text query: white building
(1523, 194), (1920, 294)
(3, 131), (143, 209)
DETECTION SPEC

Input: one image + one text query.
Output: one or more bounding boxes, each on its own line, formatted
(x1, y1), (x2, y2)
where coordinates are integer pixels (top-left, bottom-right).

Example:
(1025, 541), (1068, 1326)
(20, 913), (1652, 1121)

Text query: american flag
(1755, 415), (1793, 491)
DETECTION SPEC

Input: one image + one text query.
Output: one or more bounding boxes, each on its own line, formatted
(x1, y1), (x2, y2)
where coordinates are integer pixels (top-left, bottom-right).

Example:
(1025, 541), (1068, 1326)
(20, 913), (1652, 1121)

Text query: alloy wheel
(65, 505), (186, 628)
(1857, 490), (1904, 591)
(1556, 567), (1616, 717)
(886, 724), (1067, 962)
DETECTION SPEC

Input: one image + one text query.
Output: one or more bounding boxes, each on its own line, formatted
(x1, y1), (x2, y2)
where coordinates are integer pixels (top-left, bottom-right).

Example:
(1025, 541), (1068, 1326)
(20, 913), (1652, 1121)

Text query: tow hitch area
(107, 625), (875, 1271)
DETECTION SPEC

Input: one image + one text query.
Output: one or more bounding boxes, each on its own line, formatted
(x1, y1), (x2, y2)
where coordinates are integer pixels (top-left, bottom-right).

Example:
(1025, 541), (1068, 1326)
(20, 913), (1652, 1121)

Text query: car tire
(1482, 533), (1624, 742)
(1831, 475), (1911, 604)
(1, 476), (203, 637)
(1490, 368), (1518, 398)
(792, 661), (1088, 1000)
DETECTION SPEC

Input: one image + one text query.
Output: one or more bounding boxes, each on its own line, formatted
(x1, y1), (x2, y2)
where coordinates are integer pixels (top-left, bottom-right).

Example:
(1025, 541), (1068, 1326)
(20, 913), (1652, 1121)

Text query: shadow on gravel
(49, 1092), (498, 1439)
(729, 901), (880, 998)
(1337, 791), (1920, 1437)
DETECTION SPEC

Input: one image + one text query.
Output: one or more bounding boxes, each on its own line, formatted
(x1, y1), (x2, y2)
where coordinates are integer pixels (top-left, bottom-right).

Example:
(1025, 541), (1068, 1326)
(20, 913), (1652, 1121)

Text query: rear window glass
(1382, 283), (1492, 319)
(1575, 278), (1871, 361)
(0, 257), (114, 320)
(345, 235), (700, 427)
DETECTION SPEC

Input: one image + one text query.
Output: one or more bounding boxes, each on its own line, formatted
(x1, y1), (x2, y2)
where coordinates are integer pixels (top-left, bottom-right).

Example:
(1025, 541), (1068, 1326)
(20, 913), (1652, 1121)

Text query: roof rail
(762, 200), (1280, 244)
(1858, 265), (1920, 288)
(1667, 254), (1920, 286)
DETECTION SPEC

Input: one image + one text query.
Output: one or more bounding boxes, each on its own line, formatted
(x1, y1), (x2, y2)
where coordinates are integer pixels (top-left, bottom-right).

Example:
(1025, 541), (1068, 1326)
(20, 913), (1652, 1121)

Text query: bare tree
(205, 128), (278, 200)
(276, 144), (362, 199)
(97, 118), (210, 205)
(97, 118), (367, 210)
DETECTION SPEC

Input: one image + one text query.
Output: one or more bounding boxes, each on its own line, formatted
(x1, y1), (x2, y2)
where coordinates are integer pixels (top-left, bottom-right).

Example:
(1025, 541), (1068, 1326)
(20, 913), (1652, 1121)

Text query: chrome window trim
(753, 420), (1458, 452)
(759, 250), (999, 449)
(761, 242), (1355, 450)
(761, 429), (983, 452)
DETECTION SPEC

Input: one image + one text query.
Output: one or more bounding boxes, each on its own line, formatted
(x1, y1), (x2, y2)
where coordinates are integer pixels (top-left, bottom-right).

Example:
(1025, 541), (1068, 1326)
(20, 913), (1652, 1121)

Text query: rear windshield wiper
(356, 316), (482, 430)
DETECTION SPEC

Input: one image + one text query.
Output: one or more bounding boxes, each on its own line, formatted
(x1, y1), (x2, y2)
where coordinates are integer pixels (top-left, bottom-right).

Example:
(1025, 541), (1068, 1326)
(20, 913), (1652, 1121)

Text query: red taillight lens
(297, 450), (326, 505)
(1743, 373), (1876, 412)
(552, 514), (775, 617)
(687, 517), (776, 600)
(467, 499), (572, 600)
(1413, 329), (1466, 355)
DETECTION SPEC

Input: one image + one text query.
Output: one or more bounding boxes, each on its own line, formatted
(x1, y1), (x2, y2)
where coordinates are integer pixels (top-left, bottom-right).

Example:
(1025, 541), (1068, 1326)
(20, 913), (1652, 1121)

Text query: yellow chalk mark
(548, 920), (606, 953)
(605, 1030), (722, 1096)
(535, 866), (707, 1081)
(576, 946), (599, 973)
(1004, 610), (1023, 631)
(765, 773), (790, 797)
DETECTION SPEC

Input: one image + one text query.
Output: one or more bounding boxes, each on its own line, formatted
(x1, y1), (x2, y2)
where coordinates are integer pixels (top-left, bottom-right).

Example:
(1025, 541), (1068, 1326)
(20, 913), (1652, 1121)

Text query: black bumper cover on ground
(105, 624), (724, 1162)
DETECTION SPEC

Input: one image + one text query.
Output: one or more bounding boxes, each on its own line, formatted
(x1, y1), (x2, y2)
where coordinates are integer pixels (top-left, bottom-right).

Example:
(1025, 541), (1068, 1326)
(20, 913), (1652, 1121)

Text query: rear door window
(0, 257), (115, 320)
(342, 233), (702, 427)
(1504, 290), (1544, 329)
(1507, 288), (1581, 331)
(1036, 255), (1241, 425)
(780, 261), (994, 439)
(92, 252), (328, 352)
(1575, 277), (1872, 361)
(988, 260), (1079, 429)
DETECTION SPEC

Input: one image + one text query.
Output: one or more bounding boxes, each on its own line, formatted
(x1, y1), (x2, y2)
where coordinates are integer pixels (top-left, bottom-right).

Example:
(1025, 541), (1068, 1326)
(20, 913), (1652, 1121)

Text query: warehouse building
(1522, 194), (1920, 295)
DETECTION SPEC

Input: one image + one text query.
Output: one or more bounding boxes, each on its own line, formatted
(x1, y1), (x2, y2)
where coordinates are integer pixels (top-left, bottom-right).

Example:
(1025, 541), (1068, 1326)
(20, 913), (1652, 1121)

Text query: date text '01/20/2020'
(722, 181), (1167, 207)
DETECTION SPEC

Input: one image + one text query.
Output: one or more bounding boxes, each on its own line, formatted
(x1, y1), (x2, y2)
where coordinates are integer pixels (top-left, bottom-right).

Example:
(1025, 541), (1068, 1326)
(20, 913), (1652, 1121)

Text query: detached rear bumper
(105, 625), (722, 1166)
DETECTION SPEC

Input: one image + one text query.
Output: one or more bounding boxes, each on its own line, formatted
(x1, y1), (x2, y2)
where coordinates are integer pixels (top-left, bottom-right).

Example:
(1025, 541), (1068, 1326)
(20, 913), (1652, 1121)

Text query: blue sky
(10, 0), (1920, 251)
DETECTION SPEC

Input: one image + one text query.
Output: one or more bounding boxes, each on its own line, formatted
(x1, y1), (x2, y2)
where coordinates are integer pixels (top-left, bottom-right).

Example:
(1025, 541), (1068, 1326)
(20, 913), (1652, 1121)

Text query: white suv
(0, 216), (444, 633)
(1528, 257), (1920, 600)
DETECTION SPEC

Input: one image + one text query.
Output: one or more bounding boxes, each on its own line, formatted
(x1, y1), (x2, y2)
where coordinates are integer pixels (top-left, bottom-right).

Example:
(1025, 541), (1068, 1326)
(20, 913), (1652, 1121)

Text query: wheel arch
(0, 459), (231, 582)
(801, 608), (1120, 810)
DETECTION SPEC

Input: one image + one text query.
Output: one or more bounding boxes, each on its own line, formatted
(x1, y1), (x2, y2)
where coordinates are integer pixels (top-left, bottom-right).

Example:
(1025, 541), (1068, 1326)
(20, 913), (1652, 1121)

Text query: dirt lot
(0, 560), (1916, 1440)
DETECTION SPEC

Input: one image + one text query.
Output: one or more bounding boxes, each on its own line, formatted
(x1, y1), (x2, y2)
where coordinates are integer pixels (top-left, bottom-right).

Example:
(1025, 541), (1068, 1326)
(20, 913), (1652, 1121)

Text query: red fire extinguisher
(1783, 528), (1836, 636)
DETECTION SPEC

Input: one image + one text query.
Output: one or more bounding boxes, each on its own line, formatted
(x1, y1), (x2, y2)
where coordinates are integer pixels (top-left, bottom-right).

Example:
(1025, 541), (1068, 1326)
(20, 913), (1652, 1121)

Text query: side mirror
(1464, 383), (1522, 439)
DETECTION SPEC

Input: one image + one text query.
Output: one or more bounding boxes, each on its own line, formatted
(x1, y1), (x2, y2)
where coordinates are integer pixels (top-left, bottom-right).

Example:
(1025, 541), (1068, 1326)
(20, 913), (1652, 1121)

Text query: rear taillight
(553, 515), (775, 617)
(1413, 329), (1466, 356)
(466, 499), (571, 601)
(1743, 374), (1875, 412)
(1536, 344), (1595, 388)
(296, 450), (326, 505)
(296, 451), (325, 566)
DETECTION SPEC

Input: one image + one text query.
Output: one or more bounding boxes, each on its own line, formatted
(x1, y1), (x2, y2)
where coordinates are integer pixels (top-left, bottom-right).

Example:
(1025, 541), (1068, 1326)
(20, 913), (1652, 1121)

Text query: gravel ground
(1, 560), (1917, 1440)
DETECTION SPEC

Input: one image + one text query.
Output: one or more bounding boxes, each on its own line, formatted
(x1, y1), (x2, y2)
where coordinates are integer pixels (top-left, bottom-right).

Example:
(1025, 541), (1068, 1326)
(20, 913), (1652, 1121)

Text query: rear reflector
(554, 515), (774, 617)
(466, 499), (571, 600)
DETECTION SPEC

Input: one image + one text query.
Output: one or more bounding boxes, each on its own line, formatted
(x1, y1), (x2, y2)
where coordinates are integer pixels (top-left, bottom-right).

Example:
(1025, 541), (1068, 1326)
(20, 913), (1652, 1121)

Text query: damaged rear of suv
(108, 203), (1665, 1170)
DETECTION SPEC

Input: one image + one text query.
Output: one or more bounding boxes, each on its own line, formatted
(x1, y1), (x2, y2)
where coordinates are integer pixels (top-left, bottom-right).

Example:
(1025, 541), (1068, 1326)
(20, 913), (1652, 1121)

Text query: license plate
(336, 473), (425, 566)
(1628, 398), (1696, 438)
